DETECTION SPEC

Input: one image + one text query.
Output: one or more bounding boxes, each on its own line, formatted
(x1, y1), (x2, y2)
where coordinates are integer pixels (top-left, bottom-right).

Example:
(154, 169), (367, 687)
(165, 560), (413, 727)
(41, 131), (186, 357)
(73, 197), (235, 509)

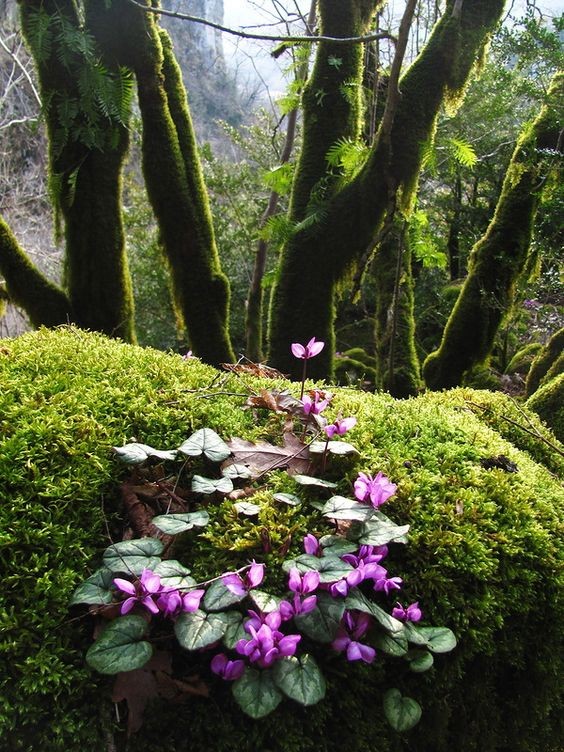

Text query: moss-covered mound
(1, 328), (562, 752)
(527, 372), (564, 443)
(526, 327), (564, 396)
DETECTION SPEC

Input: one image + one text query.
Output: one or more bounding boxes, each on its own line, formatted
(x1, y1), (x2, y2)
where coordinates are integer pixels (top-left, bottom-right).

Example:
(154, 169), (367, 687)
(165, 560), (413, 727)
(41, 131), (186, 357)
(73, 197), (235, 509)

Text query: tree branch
(124, 0), (396, 46)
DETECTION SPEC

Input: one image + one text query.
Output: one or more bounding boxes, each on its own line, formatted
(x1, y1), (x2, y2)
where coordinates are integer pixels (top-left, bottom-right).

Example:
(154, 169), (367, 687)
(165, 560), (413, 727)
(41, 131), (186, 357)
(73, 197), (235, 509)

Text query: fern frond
(25, 8), (54, 63)
(448, 137), (478, 168)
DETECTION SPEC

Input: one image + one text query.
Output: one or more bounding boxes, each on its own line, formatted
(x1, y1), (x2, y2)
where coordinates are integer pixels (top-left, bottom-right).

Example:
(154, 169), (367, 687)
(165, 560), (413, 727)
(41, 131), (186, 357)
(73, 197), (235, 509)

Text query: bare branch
(124, 0), (396, 46)
(0, 34), (42, 107)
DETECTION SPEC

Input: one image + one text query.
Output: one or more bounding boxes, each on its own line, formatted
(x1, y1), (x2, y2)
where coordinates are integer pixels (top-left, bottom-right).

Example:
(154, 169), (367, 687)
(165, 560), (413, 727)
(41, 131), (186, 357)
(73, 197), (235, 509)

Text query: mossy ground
(0, 327), (562, 752)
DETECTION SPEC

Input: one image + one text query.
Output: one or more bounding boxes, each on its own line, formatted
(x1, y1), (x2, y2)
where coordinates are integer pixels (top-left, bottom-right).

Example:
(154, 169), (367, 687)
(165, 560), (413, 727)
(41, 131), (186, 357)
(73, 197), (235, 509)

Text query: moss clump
(1, 328), (562, 752)
(526, 373), (564, 443)
(526, 327), (564, 396)
(505, 342), (543, 375)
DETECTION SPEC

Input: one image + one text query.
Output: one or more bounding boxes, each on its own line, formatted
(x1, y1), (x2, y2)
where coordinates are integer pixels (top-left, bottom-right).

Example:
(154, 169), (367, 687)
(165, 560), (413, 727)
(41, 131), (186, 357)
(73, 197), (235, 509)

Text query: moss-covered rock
(526, 328), (564, 396)
(0, 328), (562, 752)
(526, 372), (564, 443)
(505, 341), (543, 375)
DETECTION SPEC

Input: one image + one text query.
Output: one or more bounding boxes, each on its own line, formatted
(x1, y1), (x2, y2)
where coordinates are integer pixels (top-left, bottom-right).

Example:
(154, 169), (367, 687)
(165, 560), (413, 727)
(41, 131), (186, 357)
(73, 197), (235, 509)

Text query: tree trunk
(423, 72), (563, 389)
(268, 0), (505, 379)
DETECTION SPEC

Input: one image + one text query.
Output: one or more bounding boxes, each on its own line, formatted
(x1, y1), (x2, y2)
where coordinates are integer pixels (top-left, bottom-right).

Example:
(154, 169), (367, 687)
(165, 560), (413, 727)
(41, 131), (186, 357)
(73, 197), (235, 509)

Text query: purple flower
(211, 653), (245, 681)
(302, 391), (330, 416)
(236, 623), (301, 668)
(324, 416), (357, 438)
(113, 568), (163, 615)
(328, 558), (385, 598)
(342, 545), (388, 568)
(244, 609), (283, 632)
(392, 601), (422, 623)
(373, 575), (403, 596)
(291, 337), (325, 360)
(279, 568), (319, 619)
(332, 611), (376, 664)
(222, 562), (265, 596)
(354, 471), (397, 508)
(181, 589), (205, 613)
(183, 350), (194, 359)
(303, 533), (321, 556)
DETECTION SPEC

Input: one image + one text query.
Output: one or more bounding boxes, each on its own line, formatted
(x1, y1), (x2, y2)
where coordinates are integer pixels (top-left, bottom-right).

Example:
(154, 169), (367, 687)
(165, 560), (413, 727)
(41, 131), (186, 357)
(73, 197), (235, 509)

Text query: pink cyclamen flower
(236, 623), (301, 668)
(183, 350), (194, 359)
(157, 588), (205, 617)
(291, 337), (325, 360)
(279, 568), (320, 619)
(373, 575), (403, 596)
(303, 533), (321, 556)
(392, 602), (422, 623)
(332, 611), (376, 664)
(211, 653), (245, 681)
(302, 391), (330, 416)
(324, 416), (357, 438)
(222, 561), (265, 596)
(354, 471), (397, 508)
(113, 568), (163, 615)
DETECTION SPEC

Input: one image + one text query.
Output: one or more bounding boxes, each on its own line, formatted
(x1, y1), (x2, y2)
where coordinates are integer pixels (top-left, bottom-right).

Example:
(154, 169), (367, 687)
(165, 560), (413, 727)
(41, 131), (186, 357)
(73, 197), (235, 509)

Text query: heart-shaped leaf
(152, 511), (209, 535)
(319, 535), (358, 556)
(273, 492), (301, 506)
(248, 589), (282, 613)
(294, 592), (345, 642)
(221, 462), (253, 479)
(233, 501), (261, 516)
(405, 626), (457, 653)
(345, 590), (405, 634)
(191, 475), (233, 495)
(322, 496), (375, 521)
(153, 560), (195, 590)
(103, 538), (163, 575)
(358, 517), (410, 546)
(407, 650), (434, 672)
(178, 429), (231, 463)
(232, 668), (282, 719)
(283, 554), (353, 584)
(293, 475), (337, 488)
(309, 441), (358, 456)
(374, 631), (409, 657)
(383, 689), (422, 732)
(222, 613), (246, 649)
(273, 655), (326, 706)
(86, 615), (152, 675)
(112, 443), (178, 464)
(70, 567), (114, 605)
(203, 580), (246, 612)
(174, 609), (228, 650)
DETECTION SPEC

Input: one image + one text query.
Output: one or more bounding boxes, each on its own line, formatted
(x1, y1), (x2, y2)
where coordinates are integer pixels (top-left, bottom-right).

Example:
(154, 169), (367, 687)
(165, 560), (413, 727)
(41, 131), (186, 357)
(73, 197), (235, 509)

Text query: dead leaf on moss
(221, 362), (286, 379)
(112, 651), (173, 735)
(227, 433), (310, 477)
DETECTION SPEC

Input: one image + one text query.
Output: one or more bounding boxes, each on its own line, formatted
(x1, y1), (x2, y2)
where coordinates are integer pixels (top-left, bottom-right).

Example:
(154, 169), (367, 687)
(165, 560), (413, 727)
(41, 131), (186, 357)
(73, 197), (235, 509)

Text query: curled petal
(301, 571), (320, 594)
(338, 417), (357, 434)
(141, 596), (160, 615)
(247, 562), (265, 589)
(300, 595), (317, 614)
(120, 597), (137, 615)
(222, 574), (246, 596)
(347, 641), (376, 663)
(324, 424), (338, 438)
(331, 632), (351, 653)
(291, 343), (306, 359)
(140, 569), (162, 594)
(265, 610), (282, 630)
(330, 579), (349, 598)
(278, 634), (301, 657)
(210, 653), (228, 676)
(182, 589), (205, 613)
(306, 337), (325, 357)
(303, 534), (320, 556)
(278, 600), (294, 621)
(288, 568), (302, 594)
(113, 578), (136, 596)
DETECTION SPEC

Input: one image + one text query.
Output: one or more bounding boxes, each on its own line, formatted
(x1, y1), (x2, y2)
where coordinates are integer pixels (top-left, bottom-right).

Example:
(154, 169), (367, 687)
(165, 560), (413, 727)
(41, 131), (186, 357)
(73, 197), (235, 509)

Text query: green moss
(526, 327), (564, 396)
(505, 342), (543, 374)
(1, 328), (562, 752)
(526, 373), (564, 443)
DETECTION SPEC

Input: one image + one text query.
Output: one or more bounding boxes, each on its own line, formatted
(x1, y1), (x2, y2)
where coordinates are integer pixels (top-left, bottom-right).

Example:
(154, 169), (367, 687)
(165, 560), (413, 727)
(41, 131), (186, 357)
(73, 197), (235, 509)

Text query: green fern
(262, 163), (295, 196)
(24, 8), (54, 63)
(325, 137), (370, 179)
(409, 210), (447, 269)
(448, 137), (478, 168)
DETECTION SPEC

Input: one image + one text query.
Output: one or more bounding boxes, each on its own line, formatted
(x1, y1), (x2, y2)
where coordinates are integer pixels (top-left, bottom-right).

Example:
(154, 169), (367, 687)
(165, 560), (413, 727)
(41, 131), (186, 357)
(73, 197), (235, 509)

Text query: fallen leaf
(112, 651), (172, 735)
(227, 433), (310, 477)
(246, 389), (304, 414)
(221, 362), (287, 379)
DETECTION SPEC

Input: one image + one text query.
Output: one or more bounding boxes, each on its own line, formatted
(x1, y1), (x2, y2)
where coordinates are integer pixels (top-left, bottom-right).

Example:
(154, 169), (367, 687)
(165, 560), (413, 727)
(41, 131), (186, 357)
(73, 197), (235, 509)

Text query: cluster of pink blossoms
(113, 569), (204, 618)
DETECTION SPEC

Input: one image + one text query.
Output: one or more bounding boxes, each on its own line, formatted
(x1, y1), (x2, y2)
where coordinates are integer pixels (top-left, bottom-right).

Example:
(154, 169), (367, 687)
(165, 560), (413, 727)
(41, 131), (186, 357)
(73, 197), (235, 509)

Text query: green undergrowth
(0, 327), (562, 752)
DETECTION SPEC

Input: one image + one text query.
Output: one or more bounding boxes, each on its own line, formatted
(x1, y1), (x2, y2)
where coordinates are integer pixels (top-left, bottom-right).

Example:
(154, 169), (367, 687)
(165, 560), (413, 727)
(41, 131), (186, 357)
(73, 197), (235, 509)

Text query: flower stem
(300, 358), (307, 400)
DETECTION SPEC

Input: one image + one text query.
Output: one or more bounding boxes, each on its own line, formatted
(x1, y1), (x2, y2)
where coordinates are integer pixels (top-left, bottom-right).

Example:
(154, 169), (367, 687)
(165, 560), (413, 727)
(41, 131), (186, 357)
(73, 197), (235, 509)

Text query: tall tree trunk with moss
(87, 0), (234, 365)
(16, 0), (136, 342)
(268, 0), (505, 380)
(423, 72), (563, 390)
(373, 217), (422, 396)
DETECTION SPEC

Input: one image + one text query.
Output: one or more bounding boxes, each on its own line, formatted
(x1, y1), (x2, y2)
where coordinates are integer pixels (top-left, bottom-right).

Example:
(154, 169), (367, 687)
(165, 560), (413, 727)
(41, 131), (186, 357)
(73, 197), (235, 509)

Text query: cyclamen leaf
(292, 475), (337, 489)
(283, 554), (353, 584)
(178, 428), (231, 463)
(404, 625), (457, 653)
(345, 590), (405, 634)
(294, 591), (345, 643)
(322, 496), (375, 522)
(103, 538), (163, 575)
(70, 567), (114, 605)
(153, 560), (195, 590)
(222, 613), (246, 649)
(249, 590), (282, 613)
(152, 511), (210, 535)
(174, 609), (228, 650)
(112, 443), (178, 464)
(309, 441), (358, 456)
(273, 655), (326, 706)
(319, 535), (358, 556)
(383, 689), (422, 732)
(191, 475), (233, 495)
(273, 492), (301, 506)
(233, 501), (261, 516)
(232, 668), (283, 719)
(86, 615), (152, 675)
(374, 631), (409, 657)
(407, 650), (434, 672)
(203, 580), (246, 612)
(358, 517), (410, 546)
(221, 462), (253, 480)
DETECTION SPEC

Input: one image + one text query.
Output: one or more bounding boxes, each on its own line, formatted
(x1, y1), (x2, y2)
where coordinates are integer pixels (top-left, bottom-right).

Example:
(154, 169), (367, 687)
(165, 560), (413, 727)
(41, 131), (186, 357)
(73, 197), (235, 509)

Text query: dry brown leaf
(227, 432), (310, 477)
(221, 362), (287, 379)
(112, 652), (172, 735)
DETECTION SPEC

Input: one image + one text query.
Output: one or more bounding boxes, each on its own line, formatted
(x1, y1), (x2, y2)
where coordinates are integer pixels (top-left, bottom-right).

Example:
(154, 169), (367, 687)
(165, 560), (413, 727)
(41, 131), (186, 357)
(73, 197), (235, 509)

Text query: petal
(182, 589), (205, 612)
(278, 601), (294, 621)
(300, 595), (317, 614)
(211, 653), (228, 676)
(113, 578), (136, 595)
(346, 641), (364, 661)
(278, 634), (301, 657)
(120, 597), (137, 614)
(303, 534), (320, 556)
(339, 417), (357, 433)
(302, 571), (320, 594)
(141, 596), (160, 615)
(222, 574), (246, 596)
(288, 568), (302, 593)
(224, 660), (245, 681)
(265, 610), (282, 630)
(291, 343), (306, 359)
(357, 642), (376, 664)
(331, 633), (350, 653)
(247, 562), (265, 589)
(307, 339), (325, 357)
(325, 424), (337, 438)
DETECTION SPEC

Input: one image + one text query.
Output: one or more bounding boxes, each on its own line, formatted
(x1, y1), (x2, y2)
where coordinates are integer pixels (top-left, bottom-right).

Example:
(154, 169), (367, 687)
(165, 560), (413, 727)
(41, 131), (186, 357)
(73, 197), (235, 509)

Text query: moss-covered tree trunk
(18, 0), (136, 342)
(0, 214), (71, 326)
(373, 218), (421, 397)
(423, 72), (563, 390)
(268, 0), (505, 379)
(87, 0), (234, 365)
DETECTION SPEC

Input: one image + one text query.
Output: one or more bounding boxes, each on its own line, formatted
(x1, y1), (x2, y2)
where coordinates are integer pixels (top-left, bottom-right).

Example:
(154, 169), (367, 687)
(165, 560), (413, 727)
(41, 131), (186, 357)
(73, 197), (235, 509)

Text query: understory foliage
(0, 327), (562, 752)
